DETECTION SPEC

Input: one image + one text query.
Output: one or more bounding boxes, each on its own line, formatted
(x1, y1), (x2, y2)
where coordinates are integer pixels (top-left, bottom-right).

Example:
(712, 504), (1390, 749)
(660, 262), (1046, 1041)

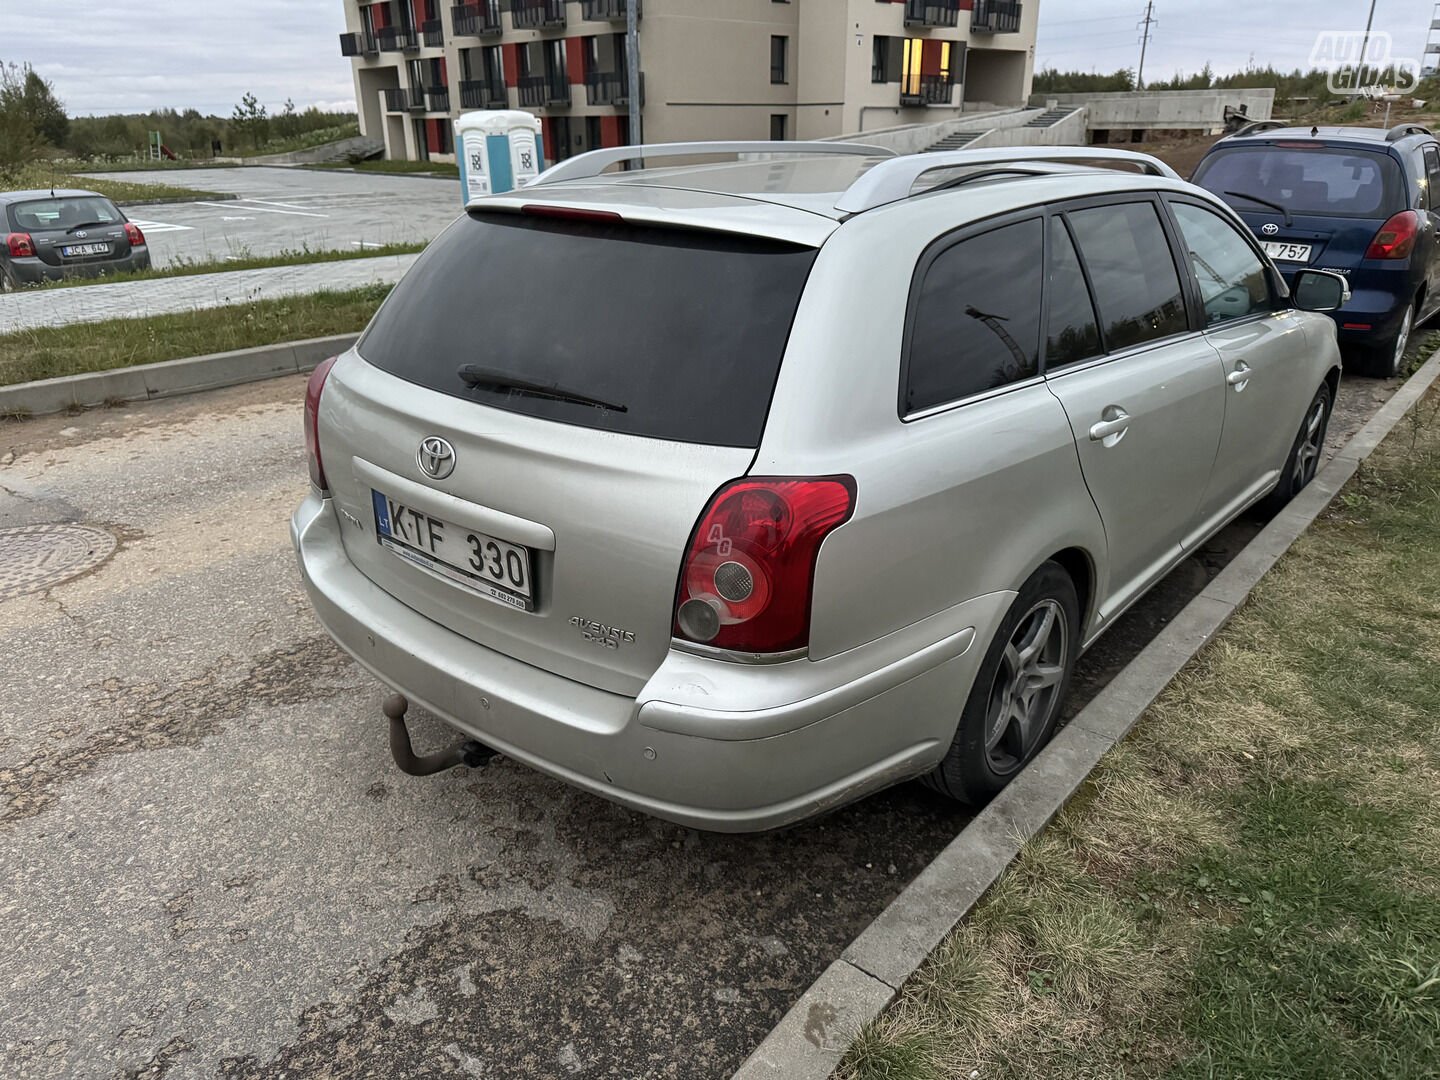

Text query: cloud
(0, 0), (356, 116)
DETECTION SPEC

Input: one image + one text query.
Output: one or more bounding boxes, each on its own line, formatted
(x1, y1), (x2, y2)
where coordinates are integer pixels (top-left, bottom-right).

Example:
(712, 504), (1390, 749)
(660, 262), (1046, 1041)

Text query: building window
(873, 35), (897, 83)
(771, 114), (788, 141)
(770, 35), (788, 84)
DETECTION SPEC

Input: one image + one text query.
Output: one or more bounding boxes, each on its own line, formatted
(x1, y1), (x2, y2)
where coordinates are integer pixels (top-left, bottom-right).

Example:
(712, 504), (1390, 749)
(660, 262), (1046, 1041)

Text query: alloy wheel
(984, 599), (1068, 772)
(1292, 395), (1328, 493)
(1392, 307), (1414, 377)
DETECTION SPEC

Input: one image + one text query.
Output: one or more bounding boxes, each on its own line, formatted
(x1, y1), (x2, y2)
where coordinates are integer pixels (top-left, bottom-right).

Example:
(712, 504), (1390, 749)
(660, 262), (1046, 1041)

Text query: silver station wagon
(292, 144), (1346, 831)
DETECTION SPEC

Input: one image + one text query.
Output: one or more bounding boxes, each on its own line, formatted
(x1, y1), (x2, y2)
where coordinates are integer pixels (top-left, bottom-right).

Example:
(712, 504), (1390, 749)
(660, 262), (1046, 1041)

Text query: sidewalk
(0, 253), (419, 334)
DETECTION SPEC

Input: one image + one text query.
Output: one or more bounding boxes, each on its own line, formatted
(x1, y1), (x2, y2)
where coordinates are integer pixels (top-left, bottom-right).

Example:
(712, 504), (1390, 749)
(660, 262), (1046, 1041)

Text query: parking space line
(196, 201), (328, 219)
(125, 218), (194, 233)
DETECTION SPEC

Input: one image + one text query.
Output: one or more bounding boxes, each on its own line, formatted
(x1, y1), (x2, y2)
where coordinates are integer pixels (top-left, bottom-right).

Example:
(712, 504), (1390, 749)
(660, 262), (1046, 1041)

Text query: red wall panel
(566, 40), (586, 86)
(502, 43), (521, 87)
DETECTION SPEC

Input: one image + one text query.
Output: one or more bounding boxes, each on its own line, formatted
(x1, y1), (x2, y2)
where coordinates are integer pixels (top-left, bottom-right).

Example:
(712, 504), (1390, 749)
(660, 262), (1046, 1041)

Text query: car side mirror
(1292, 270), (1351, 313)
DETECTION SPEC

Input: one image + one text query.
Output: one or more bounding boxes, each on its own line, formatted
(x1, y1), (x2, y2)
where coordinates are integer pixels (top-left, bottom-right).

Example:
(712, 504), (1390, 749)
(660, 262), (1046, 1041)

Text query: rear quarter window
(358, 213), (818, 448)
(1193, 145), (1405, 218)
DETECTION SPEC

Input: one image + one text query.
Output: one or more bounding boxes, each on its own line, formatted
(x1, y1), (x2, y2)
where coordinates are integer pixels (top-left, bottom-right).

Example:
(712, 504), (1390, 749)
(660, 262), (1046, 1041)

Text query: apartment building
(338, 0), (1038, 163)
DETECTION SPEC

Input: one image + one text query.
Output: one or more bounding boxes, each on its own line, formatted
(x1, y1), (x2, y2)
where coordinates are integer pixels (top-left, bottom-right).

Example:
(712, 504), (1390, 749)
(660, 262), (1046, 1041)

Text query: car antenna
(1311, 126), (1319, 137)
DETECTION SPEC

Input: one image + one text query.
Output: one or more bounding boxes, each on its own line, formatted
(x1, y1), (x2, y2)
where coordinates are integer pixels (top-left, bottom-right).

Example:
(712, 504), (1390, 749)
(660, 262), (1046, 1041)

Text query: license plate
(60, 243), (110, 257)
(371, 491), (534, 611)
(1262, 241), (1312, 263)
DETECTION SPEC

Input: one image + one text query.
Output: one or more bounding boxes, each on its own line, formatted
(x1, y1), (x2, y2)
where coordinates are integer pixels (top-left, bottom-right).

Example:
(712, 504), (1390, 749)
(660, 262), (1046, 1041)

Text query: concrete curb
(733, 348), (1440, 1080)
(0, 335), (357, 418)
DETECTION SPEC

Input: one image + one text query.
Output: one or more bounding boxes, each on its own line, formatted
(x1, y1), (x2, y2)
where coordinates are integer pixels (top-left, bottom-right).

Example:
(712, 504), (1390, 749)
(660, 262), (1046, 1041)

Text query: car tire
(1348, 300), (1415, 379)
(1256, 382), (1332, 518)
(0, 267), (15, 293)
(923, 561), (1080, 806)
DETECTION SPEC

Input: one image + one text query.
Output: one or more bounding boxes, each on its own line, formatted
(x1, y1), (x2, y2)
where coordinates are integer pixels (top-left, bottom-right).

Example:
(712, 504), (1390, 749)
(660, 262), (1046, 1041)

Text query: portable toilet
(455, 111), (546, 203)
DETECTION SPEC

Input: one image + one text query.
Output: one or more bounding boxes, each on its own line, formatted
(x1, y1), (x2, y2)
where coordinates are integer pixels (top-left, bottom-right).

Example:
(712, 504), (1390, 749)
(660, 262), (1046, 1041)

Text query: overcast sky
(0, 0), (1436, 117)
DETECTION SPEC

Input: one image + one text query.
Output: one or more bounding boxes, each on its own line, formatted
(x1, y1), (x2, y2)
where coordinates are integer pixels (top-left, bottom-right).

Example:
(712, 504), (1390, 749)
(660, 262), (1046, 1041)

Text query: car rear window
(358, 212), (818, 448)
(7, 196), (122, 232)
(1192, 146), (1405, 219)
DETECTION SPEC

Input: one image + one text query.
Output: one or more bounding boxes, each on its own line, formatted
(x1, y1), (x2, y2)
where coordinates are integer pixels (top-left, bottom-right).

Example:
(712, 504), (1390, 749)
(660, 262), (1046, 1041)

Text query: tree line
(1033, 64), (1440, 106)
(1, 61), (356, 173)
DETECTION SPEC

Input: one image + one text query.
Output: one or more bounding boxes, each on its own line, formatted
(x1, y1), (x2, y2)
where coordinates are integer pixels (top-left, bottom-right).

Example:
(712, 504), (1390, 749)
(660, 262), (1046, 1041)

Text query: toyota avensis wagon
(292, 143), (1347, 832)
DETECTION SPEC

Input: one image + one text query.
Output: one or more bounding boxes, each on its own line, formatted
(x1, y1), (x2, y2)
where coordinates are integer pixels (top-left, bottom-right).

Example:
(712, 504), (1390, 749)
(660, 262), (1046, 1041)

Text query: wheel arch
(1045, 546), (1096, 638)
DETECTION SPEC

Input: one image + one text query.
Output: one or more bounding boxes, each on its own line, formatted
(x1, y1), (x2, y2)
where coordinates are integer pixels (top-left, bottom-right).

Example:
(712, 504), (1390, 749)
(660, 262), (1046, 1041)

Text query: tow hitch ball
(382, 693), (499, 776)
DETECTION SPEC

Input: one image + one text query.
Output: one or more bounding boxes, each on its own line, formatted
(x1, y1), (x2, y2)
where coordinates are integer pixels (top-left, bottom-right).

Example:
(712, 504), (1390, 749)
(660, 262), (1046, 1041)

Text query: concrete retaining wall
(1031, 88), (1276, 134)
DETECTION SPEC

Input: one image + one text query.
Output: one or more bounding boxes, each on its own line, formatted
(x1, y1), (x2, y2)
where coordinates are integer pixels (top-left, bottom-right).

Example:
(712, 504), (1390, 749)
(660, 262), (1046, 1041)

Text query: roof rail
(833, 147), (1181, 215)
(1228, 119), (1288, 138)
(1387, 123), (1433, 142)
(528, 140), (897, 187)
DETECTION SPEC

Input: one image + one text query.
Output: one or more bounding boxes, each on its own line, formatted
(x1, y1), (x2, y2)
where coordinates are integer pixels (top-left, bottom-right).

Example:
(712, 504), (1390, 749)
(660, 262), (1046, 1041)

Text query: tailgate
(311, 206), (822, 696)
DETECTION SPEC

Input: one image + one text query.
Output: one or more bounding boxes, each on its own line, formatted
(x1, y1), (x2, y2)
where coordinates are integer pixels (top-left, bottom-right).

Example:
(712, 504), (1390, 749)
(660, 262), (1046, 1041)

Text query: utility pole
(1360, 0), (1378, 74)
(1137, 1), (1156, 91)
(626, 0), (643, 146)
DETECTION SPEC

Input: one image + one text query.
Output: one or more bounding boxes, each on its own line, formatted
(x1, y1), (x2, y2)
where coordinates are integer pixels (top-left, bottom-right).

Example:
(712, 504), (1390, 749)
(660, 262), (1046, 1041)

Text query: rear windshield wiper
(66, 220), (115, 233)
(1223, 190), (1293, 228)
(457, 365), (628, 413)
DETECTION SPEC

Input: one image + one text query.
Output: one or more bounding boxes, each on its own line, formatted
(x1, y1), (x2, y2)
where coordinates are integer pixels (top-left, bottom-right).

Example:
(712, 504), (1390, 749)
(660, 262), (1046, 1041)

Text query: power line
(1137, 1), (1156, 89)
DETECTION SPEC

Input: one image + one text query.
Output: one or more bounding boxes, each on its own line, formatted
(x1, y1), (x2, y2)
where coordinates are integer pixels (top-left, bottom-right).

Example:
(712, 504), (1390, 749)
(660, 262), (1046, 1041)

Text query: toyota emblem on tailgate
(1262, 223), (1280, 236)
(417, 437), (456, 480)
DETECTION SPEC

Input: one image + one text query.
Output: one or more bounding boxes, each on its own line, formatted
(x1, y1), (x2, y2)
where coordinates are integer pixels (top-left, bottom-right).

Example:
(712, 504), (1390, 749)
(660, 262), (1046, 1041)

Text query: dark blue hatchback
(1192, 123), (1440, 377)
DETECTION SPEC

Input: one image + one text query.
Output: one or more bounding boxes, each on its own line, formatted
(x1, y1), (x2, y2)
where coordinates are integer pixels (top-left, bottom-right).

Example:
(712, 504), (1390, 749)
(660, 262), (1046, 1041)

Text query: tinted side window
(1067, 202), (1188, 351)
(904, 218), (1043, 414)
(1170, 202), (1274, 326)
(1045, 216), (1102, 369)
(1424, 146), (1440, 209)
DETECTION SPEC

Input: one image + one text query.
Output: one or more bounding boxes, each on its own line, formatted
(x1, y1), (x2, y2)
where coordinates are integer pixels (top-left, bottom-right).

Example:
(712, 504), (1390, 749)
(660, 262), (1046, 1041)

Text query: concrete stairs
(923, 130), (988, 153)
(1025, 108), (1078, 128)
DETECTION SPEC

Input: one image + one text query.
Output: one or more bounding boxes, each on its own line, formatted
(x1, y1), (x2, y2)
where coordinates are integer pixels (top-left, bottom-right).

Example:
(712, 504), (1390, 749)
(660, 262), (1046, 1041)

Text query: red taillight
(520, 204), (624, 224)
(123, 222), (146, 247)
(5, 232), (35, 257)
(304, 356), (340, 491)
(673, 477), (855, 655)
(1365, 211), (1420, 260)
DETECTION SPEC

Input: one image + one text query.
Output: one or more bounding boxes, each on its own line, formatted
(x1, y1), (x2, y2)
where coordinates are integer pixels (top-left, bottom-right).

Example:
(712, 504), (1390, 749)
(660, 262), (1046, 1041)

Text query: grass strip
(25, 242), (425, 291)
(841, 382), (1440, 1079)
(311, 159), (460, 178)
(0, 285), (388, 389)
(3, 162), (225, 205)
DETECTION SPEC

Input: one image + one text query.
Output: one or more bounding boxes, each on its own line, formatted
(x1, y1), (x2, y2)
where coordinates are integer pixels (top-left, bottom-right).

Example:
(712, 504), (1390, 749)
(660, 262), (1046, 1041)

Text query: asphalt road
(78, 167), (464, 268)
(0, 369), (1402, 1079)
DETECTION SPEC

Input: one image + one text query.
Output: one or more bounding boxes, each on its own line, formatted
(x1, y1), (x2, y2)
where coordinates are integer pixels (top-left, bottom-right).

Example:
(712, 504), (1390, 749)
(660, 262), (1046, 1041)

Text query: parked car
(292, 143), (1346, 832)
(1192, 123), (1440, 377)
(0, 188), (150, 289)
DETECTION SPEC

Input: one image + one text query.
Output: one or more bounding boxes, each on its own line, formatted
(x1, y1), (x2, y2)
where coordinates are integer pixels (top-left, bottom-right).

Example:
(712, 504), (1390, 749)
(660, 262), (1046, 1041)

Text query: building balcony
(382, 88), (410, 112)
(581, 0), (640, 22)
(901, 74), (955, 107)
(971, 0), (1022, 33)
(422, 18), (445, 47)
(425, 87), (451, 112)
(339, 32), (378, 57)
(460, 78), (508, 109)
(452, 1), (502, 36)
(584, 71), (643, 107)
(904, 1), (960, 28)
(377, 26), (420, 52)
(519, 73), (571, 107)
(513, 0), (567, 30)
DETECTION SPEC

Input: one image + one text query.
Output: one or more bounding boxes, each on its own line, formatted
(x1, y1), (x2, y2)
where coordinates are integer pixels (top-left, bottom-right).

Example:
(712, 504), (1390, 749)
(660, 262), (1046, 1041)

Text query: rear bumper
(291, 491), (1009, 831)
(5, 250), (151, 285)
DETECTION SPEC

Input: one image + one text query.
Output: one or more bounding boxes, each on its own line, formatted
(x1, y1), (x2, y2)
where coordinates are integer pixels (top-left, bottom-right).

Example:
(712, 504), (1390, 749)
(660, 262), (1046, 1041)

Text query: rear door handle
(1227, 362), (1252, 390)
(1088, 407), (1131, 446)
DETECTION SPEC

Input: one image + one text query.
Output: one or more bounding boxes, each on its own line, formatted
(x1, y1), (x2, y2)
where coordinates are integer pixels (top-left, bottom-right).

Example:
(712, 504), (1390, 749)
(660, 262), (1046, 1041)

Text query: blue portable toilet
(455, 110), (546, 202)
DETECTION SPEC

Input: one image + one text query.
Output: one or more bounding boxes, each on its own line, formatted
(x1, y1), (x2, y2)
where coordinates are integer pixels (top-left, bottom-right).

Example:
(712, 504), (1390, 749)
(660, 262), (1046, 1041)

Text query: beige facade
(338, 0), (1038, 162)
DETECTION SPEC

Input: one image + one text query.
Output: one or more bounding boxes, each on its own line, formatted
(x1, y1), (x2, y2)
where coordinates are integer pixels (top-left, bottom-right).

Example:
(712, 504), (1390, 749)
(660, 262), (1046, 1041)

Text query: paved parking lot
(0, 371), (1403, 1079)
(80, 167), (464, 267)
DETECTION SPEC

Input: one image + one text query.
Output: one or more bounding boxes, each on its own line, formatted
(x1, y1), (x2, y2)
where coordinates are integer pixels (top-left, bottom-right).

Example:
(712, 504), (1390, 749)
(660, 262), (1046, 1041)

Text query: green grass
(840, 383), (1440, 1079)
(312, 158), (460, 178)
(0, 285), (389, 387)
(245, 122), (361, 157)
(20, 241), (425, 291)
(62, 159), (239, 173)
(2, 161), (226, 205)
